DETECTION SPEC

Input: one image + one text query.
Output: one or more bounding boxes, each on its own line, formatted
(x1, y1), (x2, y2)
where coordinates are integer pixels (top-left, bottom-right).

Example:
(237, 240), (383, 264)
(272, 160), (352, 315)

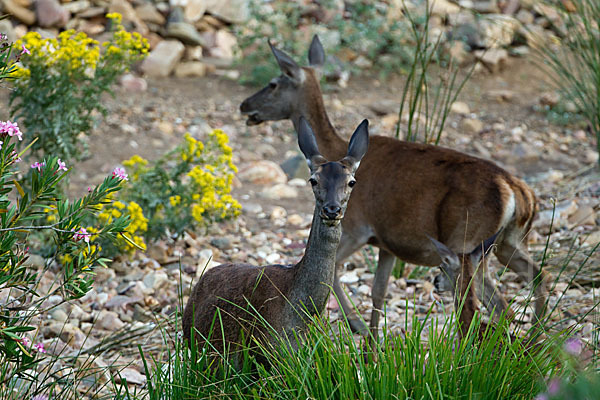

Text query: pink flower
(112, 167), (128, 181)
(31, 394), (49, 400)
(564, 337), (583, 356)
(11, 151), (21, 163)
(547, 378), (561, 395)
(87, 187), (92, 192)
(33, 342), (46, 353)
(21, 44), (30, 55)
(31, 161), (45, 171)
(57, 158), (67, 171)
(0, 120), (23, 141)
(73, 227), (90, 243)
(533, 395), (548, 400)
(19, 337), (30, 347)
(0, 33), (6, 42)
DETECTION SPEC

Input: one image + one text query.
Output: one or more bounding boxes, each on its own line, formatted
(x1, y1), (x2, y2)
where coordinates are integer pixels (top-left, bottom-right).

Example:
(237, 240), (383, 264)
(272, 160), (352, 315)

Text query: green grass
(138, 304), (564, 400)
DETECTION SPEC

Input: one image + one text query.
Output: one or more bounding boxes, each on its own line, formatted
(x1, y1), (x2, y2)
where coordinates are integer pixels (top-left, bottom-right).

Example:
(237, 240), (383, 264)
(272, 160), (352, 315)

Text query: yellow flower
(169, 195), (181, 207)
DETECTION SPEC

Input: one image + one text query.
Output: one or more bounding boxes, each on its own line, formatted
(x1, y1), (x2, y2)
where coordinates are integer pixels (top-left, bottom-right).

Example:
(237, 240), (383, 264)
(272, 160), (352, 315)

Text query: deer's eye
(308, 178), (317, 186)
(348, 180), (356, 188)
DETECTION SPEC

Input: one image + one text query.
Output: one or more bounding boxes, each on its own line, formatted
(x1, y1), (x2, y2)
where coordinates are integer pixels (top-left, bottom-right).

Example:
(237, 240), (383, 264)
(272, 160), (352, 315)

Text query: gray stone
(62, 0), (90, 14)
(205, 0), (249, 23)
(119, 74), (148, 92)
(185, 0), (207, 22)
(174, 61), (207, 77)
(450, 102), (470, 115)
(261, 184), (298, 200)
(135, 3), (166, 25)
(461, 118), (484, 134)
(97, 310), (125, 331)
(141, 40), (185, 78)
(238, 160), (287, 185)
(116, 368), (146, 386)
(0, 19), (16, 43)
(167, 22), (207, 46)
(474, 48), (509, 73)
(478, 15), (519, 49)
(281, 154), (310, 180)
(3, 0), (36, 25)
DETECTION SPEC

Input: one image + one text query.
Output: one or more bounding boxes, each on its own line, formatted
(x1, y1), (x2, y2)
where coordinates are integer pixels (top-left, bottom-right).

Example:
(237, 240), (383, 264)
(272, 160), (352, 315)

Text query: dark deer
(182, 117), (369, 365)
(430, 234), (499, 340)
(239, 36), (549, 340)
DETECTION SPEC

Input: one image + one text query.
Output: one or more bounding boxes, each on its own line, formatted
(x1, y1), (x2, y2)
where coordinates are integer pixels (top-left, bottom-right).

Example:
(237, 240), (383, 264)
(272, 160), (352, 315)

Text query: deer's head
(429, 233), (499, 294)
(297, 116), (368, 226)
(240, 36), (325, 126)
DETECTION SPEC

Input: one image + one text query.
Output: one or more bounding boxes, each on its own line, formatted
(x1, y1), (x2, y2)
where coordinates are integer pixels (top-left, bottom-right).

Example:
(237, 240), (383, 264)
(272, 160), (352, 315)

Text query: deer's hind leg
(473, 255), (513, 320)
(495, 227), (549, 323)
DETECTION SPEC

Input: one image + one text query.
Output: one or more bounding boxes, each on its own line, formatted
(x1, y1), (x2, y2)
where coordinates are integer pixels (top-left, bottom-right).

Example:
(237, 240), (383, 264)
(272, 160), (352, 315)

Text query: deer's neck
(291, 82), (347, 160)
(286, 208), (341, 325)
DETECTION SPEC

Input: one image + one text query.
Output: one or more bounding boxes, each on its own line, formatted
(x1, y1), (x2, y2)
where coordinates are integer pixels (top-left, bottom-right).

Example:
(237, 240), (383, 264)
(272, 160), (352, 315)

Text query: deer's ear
(297, 117), (322, 168)
(308, 35), (325, 68)
(269, 40), (302, 81)
(469, 231), (500, 264)
(343, 119), (369, 171)
(428, 235), (459, 269)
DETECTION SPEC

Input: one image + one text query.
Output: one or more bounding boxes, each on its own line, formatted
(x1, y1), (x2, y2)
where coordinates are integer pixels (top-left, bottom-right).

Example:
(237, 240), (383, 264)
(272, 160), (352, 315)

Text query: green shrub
(8, 13), (149, 162)
(0, 121), (131, 398)
(114, 130), (241, 244)
(536, 0), (600, 166)
(235, 0), (415, 86)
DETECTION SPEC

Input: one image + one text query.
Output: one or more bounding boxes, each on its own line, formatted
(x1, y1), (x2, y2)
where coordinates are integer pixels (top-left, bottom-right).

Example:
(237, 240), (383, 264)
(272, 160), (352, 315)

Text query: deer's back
(182, 263), (294, 354)
(343, 136), (535, 264)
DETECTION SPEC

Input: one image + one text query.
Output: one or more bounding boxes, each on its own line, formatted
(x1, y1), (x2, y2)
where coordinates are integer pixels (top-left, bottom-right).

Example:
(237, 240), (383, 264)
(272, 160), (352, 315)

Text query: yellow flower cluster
(185, 129), (241, 222)
(180, 133), (205, 162)
(98, 199), (148, 253)
(13, 13), (148, 80)
(104, 13), (149, 59)
(123, 154), (149, 181)
(15, 30), (100, 76)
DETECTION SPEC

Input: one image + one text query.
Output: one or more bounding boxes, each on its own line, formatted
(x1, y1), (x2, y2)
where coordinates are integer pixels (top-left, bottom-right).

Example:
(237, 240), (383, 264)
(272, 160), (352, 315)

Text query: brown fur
(239, 39), (548, 338)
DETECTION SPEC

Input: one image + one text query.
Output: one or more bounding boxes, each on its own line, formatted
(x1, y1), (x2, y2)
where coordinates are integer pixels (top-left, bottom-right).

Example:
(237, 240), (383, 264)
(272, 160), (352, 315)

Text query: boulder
(36, 0), (69, 28)
(141, 40), (185, 77)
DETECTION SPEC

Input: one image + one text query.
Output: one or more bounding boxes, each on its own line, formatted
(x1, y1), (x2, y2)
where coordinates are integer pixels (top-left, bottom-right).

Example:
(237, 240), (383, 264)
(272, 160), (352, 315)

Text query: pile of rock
(0, 0), (576, 80)
(0, 0), (247, 78)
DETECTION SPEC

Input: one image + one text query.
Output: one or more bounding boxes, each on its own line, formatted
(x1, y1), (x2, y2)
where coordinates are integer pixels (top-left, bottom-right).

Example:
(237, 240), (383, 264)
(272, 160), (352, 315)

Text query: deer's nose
(323, 205), (341, 219)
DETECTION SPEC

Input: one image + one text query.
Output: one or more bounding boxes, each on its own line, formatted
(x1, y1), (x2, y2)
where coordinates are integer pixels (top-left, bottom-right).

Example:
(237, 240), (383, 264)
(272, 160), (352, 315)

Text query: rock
(445, 40), (471, 65)
(287, 214), (304, 226)
(486, 89), (515, 102)
(238, 160), (287, 185)
(62, 0), (89, 14)
(369, 100), (398, 116)
(174, 61), (207, 77)
(167, 22), (207, 46)
(3, 0), (36, 25)
(185, 45), (203, 61)
(354, 55), (373, 69)
(135, 3), (166, 25)
(461, 118), (484, 134)
(210, 236), (233, 250)
(429, 0), (460, 17)
(280, 154), (310, 180)
(470, 0), (500, 13)
(265, 253), (281, 264)
(185, 0), (207, 22)
(143, 271), (169, 291)
(339, 270), (359, 285)
(474, 48), (509, 73)
(534, 200), (578, 232)
(261, 184), (298, 200)
(36, 0), (69, 28)
(119, 74), (148, 92)
(97, 310), (125, 331)
(141, 40), (185, 78)
(478, 15), (519, 49)
(116, 368), (146, 386)
(241, 202), (262, 215)
(568, 206), (596, 228)
(210, 29), (237, 59)
(205, 0), (249, 24)
(50, 308), (68, 322)
(539, 91), (560, 107)
(0, 18), (16, 43)
(109, 0), (148, 34)
(516, 9), (534, 25)
(450, 101), (470, 115)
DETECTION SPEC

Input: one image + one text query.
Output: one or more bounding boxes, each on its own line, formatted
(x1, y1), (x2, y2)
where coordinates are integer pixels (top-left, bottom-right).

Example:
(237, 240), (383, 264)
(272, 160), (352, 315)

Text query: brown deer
(182, 117), (369, 366)
(239, 36), (549, 339)
(430, 234), (499, 340)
